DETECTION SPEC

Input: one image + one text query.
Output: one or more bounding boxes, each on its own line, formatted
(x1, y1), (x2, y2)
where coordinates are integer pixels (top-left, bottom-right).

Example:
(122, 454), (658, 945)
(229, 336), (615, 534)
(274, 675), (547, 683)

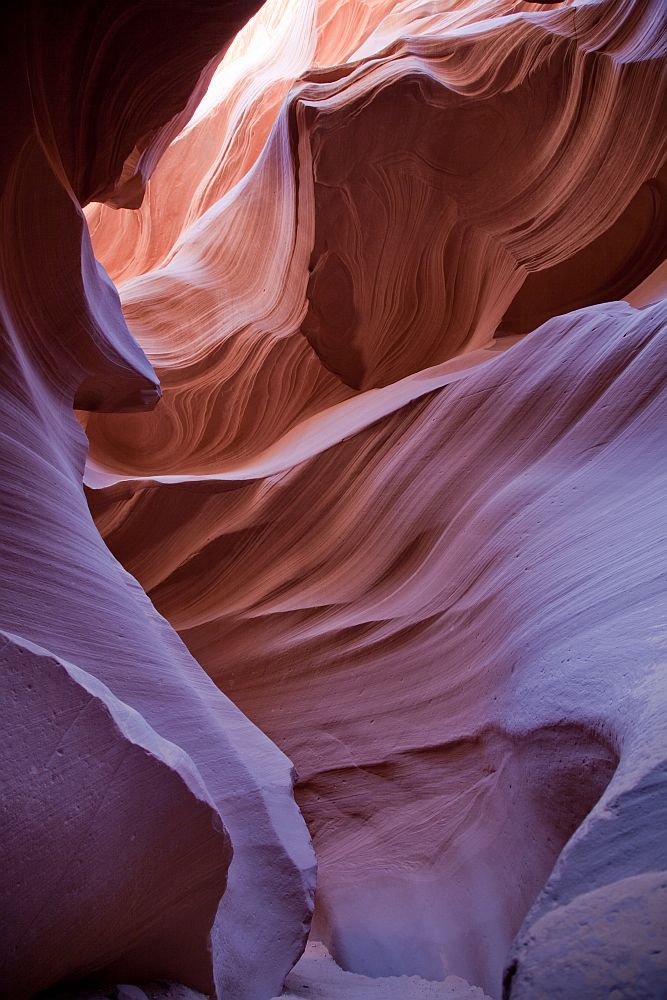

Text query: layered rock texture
(1, 0), (666, 999)
(0, 4), (314, 999)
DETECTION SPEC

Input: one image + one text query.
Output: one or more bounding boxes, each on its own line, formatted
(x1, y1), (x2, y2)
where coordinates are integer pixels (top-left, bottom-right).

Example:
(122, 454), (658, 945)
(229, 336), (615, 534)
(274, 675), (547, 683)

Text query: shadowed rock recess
(1, 1), (665, 999)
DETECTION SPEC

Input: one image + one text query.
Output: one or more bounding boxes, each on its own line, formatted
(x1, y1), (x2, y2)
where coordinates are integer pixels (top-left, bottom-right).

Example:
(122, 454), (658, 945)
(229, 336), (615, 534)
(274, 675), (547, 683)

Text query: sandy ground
(275, 942), (492, 999)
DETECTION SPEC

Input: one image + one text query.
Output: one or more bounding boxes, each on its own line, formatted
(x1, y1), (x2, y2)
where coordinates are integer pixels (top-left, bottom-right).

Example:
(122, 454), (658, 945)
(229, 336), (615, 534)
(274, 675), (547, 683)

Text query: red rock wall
(1, 0), (666, 998)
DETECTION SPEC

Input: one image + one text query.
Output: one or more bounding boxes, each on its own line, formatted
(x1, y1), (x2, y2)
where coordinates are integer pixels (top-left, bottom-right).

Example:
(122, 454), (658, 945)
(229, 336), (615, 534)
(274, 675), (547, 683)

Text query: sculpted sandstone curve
(0, 4), (314, 999)
(1, 0), (666, 998)
(82, 0), (666, 481)
(82, 0), (667, 995)
(88, 295), (667, 997)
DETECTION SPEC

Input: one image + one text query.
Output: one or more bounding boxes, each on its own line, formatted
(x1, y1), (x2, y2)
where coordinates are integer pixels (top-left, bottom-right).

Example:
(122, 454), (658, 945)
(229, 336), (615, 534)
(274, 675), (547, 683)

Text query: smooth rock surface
(505, 873), (667, 999)
(2, 0), (666, 998)
(83, 0), (667, 996)
(1, 632), (230, 997)
(90, 294), (667, 997)
(0, 3), (314, 999)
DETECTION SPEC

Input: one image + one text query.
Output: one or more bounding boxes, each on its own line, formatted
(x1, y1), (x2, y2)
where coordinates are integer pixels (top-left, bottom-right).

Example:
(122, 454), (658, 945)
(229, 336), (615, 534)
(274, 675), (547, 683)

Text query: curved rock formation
(1, 632), (231, 997)
(0, 3), (314, 999)
(81, 0), (667, 994)
(2, 0), (666, 998)
(505, 873), (667, 999)
(88, 295), (667, 996)
(82, 0), (666, 479)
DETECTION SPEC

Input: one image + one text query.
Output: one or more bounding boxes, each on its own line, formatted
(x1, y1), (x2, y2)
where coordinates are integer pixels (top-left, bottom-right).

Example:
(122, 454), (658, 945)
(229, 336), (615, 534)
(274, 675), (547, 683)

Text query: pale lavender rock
(0, 95), (314, 1000)
(0, 631), (230, 997)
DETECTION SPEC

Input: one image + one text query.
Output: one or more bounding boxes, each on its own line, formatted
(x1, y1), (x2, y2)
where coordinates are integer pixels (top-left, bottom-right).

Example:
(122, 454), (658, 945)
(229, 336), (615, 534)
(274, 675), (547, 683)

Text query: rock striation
(83, 0), (666, 479)
(1, 0), (666, 999)
(89, 295), (667, 997)
(0, 3), (314, 999)
(83, 0), (667, 996)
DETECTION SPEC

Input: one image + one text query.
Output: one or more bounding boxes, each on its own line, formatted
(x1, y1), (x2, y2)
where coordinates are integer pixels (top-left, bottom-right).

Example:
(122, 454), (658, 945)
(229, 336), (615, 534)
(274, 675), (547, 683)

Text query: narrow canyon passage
(1, 0), (666, 999)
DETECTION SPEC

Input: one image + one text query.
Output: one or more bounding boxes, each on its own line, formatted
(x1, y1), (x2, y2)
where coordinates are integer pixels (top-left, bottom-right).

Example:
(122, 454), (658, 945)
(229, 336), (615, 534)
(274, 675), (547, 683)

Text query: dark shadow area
(499, 166), (667, 336)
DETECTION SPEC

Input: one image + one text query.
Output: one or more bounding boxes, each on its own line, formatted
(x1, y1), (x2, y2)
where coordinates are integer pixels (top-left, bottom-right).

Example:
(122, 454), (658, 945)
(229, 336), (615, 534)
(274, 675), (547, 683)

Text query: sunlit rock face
(1, 0), (666, 999)
(83, 0), (666, 481)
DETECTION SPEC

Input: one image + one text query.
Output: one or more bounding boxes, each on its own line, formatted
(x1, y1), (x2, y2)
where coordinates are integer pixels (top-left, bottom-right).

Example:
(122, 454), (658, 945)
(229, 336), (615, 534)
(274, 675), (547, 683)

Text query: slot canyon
(1, 1), (666, 999)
